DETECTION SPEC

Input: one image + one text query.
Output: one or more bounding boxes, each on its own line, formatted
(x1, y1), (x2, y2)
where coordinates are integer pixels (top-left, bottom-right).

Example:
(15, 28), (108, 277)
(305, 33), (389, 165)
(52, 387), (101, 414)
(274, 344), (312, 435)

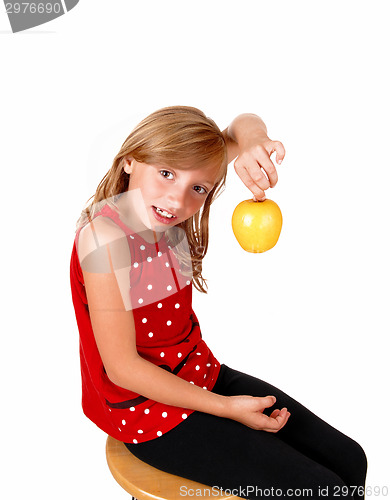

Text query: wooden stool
(106, 436), (243, 500)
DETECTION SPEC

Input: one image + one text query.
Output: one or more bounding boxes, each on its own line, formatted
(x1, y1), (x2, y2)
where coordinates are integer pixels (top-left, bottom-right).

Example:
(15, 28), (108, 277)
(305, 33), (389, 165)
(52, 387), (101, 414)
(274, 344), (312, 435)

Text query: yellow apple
(231, 199), (283, 253)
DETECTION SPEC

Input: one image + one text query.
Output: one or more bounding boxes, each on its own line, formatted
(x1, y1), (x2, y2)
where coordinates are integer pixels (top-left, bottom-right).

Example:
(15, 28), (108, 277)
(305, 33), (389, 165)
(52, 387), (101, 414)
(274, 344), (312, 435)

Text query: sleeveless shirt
(70, 203), (221, 443)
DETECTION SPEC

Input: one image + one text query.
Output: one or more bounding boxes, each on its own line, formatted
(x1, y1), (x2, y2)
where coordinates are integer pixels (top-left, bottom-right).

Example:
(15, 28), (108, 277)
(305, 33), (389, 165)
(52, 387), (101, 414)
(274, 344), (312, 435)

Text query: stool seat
(106, 436), (242, 500)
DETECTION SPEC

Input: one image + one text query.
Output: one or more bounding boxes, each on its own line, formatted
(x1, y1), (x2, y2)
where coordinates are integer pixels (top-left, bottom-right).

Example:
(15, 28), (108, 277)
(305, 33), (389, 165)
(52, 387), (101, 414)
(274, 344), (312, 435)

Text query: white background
(1, 1), (389, 498)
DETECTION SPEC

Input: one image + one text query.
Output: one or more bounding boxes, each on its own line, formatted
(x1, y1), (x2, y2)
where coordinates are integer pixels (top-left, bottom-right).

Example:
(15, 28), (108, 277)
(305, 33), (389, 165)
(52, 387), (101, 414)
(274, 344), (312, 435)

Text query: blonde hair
(76, 105), (228, 293)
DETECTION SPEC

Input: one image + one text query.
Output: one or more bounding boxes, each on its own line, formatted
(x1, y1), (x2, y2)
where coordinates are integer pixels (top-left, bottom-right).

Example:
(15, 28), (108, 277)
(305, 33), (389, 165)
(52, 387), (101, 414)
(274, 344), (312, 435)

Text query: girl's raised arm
(78, 217), (289, 433)
(222, 113), (286, 201)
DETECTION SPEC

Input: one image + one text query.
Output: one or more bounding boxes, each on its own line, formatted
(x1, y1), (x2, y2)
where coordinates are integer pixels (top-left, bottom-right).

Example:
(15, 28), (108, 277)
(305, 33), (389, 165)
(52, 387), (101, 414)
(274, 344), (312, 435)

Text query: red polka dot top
(70, 203), (221, 444)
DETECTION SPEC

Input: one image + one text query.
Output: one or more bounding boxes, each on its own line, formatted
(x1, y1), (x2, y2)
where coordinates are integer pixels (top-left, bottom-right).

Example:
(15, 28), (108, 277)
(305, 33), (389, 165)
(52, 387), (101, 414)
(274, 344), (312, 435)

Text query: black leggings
(124, 364), (367, 499)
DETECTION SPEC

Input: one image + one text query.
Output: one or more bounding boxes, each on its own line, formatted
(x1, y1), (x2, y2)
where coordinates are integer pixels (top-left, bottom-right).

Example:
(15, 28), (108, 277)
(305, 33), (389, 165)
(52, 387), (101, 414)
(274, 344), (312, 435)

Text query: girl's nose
(166, 185), (187, 211)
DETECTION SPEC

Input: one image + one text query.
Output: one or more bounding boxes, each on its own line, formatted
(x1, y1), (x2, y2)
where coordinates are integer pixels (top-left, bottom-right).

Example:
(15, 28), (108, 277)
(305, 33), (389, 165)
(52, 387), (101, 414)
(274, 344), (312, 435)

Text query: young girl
(70, 106), (367, 499)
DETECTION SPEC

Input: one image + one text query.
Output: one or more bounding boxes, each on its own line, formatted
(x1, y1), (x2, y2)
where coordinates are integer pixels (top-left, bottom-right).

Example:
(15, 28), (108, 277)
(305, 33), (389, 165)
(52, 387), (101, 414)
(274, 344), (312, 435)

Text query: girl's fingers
(263, 408), (290, 432)
(279, 412), (291, 431)
(233, 139), (285, 198)
(264, 415), (285, 432)
(235, 155), (271, 190)
(267, 140), (286, 166)
(261, 395), (277, 408)
(233, 160), (266, 200)
(254, 146), (279, 188)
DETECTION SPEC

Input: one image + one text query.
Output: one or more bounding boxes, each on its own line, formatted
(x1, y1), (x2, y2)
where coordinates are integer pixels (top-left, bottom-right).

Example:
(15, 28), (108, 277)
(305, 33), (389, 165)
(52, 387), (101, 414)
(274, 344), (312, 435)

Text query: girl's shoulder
(77, 209), (131, 274)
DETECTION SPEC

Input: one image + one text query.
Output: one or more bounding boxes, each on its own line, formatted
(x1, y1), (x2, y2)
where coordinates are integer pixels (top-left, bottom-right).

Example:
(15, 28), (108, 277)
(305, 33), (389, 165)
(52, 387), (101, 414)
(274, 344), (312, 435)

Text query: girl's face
(122, 159), (220, 232)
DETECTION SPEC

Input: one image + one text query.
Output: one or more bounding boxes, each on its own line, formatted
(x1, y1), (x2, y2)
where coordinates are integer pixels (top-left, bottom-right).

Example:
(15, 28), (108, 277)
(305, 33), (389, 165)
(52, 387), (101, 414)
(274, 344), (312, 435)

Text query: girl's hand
(225, 394), (291, 432)
(233, 137), (286, 202)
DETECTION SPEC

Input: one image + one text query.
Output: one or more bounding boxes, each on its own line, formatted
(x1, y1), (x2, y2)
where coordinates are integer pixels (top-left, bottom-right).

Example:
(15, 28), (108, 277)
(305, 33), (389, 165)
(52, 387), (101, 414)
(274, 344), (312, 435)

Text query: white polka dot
(177, 352), (182, 358)
(138, 429), (143, 434)
(165, 262), (170, 267)
(130, 235), (134, 239)
(175, 303), (180, 309)
(130, 407), (135, 412)
(206, 363), (211, 367)
(148, 332), (153, 338)
(147, 284), (152, 290)
(122, 419), (126, 425)
(195, 365), (200, 370)
(118, 428), (122, 432)
(182, 413), (188, 419)
(167, 320), (172, 326)
(142, 317), (147, 323)
(160, 352), (165, 357)
(167, 285), (172, 291)
(186, 280), (191, 285)
(133, 262), (139, 268)
(204, 374), (207, 378)
(168, 245), (171, 249)
(196, 352), (201, 356)
(138, 298), (143, 304)
(157, 303), (162, 308)
(157, 431), (162, 437)
(190, 381), (194, 384)
(140, 245), (145, 250)
(162, 412), (168, 418)
(203, 386), (207, 390)
(144, 409), (150, 414)
(133, 439), (138, 443)
(147, 256), (152, 262)
(158, 251), (162, 257)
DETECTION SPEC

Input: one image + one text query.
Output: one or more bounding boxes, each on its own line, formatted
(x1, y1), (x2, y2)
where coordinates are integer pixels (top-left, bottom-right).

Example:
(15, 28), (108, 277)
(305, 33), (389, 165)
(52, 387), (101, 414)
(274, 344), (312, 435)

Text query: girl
(70, 106), (367, 499)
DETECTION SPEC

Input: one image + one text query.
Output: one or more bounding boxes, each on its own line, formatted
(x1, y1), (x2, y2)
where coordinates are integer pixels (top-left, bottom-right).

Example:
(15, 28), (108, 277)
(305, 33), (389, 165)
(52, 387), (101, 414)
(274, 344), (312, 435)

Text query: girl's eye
(160, 170), (174, 180)
(193, 185), (207, 195)
(159, 170), (207, 195)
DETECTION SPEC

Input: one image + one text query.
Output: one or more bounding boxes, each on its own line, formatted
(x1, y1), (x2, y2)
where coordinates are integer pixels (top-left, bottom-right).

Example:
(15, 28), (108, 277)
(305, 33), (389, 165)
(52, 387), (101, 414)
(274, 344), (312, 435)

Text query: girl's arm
(79, 219), (290, 433)
(222, 113), (286, 201)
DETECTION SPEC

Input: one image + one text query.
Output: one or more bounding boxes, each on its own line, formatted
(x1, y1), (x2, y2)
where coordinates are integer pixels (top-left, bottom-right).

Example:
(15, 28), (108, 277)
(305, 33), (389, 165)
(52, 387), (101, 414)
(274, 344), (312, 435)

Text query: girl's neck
(115, 191), (164, 244)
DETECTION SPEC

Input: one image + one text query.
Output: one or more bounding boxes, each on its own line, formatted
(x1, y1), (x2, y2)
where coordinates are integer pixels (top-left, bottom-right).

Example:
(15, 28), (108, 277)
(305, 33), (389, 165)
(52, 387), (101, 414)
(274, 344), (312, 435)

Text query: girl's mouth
(152, 205), (178, 224)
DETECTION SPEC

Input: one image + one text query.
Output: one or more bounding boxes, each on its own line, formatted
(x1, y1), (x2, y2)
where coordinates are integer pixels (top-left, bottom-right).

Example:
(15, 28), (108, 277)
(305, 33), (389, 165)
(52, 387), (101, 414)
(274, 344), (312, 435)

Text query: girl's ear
(124, 157), (134, 175)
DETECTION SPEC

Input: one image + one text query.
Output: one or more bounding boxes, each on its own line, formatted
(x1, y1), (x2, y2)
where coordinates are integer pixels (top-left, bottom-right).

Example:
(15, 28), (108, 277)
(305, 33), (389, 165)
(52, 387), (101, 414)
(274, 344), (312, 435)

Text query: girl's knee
(347, 438), (368, 476)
